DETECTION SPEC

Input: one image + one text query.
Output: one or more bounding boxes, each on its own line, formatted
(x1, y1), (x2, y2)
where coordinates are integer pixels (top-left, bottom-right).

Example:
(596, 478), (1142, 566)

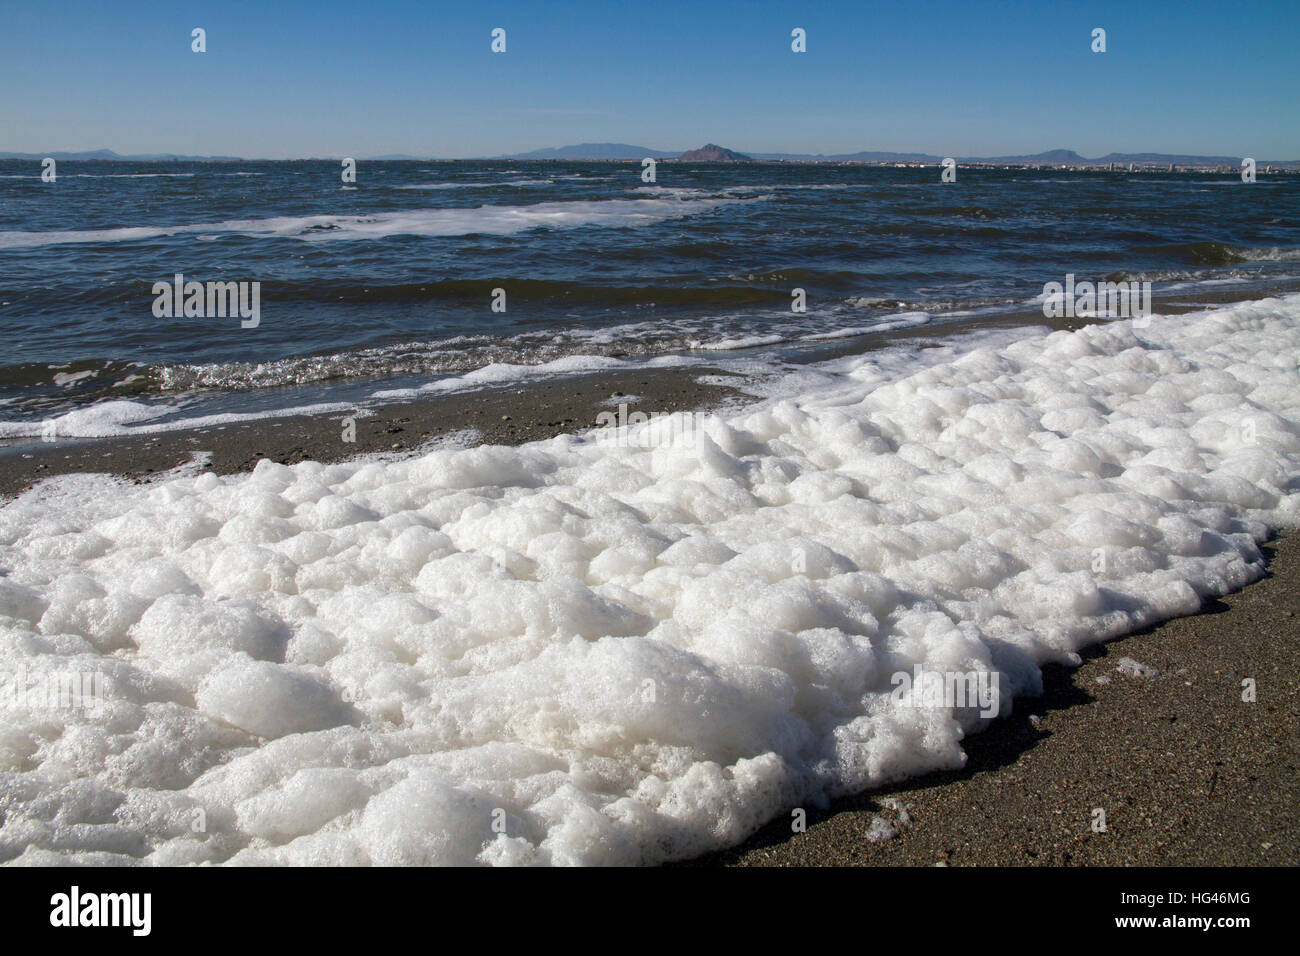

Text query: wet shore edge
(0, 307), (1090, 498)
(3, 284), (1293, 498)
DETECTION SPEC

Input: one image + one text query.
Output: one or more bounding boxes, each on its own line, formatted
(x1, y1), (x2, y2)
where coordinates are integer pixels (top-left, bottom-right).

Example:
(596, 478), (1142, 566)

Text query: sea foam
(1, 295), (1298, 865)
(0, 196), (738, 250)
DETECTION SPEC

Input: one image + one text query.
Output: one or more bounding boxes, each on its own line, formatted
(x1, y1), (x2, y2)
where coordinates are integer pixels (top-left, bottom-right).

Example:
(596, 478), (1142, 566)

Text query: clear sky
(2, 0), (1297, 159)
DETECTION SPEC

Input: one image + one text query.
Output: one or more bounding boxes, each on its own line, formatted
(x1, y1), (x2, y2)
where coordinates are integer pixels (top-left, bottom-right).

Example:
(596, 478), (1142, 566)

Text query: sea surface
(1, 159), (1298, 435)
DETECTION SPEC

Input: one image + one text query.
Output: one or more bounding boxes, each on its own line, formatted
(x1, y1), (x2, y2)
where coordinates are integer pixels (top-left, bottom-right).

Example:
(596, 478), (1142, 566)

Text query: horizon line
(3, 144), (1299, 165)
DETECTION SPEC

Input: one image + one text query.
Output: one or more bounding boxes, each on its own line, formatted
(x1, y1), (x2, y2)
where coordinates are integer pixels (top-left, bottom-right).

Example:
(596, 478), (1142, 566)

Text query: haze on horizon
(2, 0), (1297, 161)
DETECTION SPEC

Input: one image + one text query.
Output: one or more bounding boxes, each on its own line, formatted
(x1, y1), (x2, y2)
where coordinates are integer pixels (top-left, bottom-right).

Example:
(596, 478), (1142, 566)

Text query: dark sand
(3, 291), (1297, 867)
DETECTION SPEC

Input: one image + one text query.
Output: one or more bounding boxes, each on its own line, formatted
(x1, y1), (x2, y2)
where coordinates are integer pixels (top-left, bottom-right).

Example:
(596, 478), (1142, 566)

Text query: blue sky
(2, 0), (1297, 159)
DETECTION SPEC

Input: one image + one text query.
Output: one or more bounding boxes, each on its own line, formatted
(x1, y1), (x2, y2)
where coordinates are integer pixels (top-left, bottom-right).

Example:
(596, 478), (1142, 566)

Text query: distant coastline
(4, 144), (1299, 170)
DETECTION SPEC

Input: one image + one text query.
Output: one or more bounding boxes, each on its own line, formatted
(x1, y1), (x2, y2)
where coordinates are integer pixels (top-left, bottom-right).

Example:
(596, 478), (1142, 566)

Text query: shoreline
(6, 287), (1270, 498)
(0, 309), (1086, 498)
(0, 366), (743, 499)
(690, 531), (1299, 867)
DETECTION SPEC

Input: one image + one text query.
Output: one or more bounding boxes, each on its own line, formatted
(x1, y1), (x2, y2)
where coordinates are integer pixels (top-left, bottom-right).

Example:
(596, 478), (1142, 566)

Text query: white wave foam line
(722, 184), (853, 193)
(369, 356), (621, 400)
(2, 295), (1300, 866)
(801, 311), (935, 342)
(394, 179), (553, 190)
(69, 173), (197, 179)
(0, 172), (198, 179)
(1236, 246), (1300, 262)
(0, 399), (359, 440)
(689, 333), (789, 351)
(0, 197), (738, 249)
(371, 353), (698, 401)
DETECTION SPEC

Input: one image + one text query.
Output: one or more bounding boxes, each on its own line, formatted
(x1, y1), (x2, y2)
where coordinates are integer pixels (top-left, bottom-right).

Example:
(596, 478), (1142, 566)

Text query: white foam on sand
(1, 295), (1298, 866)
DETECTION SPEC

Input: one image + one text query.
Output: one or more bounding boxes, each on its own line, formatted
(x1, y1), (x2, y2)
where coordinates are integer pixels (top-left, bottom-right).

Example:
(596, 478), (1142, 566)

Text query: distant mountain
(742, 147), (1300, 167)
(968, 149), (1236, 165)
(678, 144), (752, 162)
(0, 149), (245, 161)
(980, 149), (1088, 164)
(969, 150), (1279, 166)
(0, 149), (440, 162)
(2, 146), (1295, 167)
(0, 148), (123, 160)
(503, 143), (678, 160)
